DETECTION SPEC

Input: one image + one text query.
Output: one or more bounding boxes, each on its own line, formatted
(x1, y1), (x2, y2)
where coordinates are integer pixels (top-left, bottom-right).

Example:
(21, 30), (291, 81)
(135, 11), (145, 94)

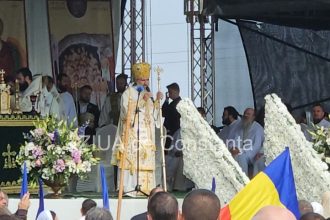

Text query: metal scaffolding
(121, 0), (146, 79)
(184, 0), (216, 124)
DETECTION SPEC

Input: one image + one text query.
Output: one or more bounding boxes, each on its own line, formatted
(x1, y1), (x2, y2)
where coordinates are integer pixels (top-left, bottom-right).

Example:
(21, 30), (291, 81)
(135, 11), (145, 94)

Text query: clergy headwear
(132, 62), (151, 79)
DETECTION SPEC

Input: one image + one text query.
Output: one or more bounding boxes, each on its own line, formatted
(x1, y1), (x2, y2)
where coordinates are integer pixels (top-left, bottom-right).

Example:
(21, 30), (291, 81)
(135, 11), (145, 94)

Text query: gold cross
(154, 66), (163, 75)
(2, 144), (17, 169)
(0, 69), (5, 76)
(154, 66), (163, 82)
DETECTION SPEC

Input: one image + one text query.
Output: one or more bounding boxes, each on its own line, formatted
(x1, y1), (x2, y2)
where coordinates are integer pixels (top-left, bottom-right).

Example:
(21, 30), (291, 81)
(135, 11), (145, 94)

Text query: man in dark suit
(77, 85), (100, 144)
(78, 85), (100, 126)
(162, 83), (181, 150)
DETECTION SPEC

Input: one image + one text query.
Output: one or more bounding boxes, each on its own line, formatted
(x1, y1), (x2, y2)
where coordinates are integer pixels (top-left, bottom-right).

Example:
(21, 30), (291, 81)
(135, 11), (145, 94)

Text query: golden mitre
(132, 62), (151, 79)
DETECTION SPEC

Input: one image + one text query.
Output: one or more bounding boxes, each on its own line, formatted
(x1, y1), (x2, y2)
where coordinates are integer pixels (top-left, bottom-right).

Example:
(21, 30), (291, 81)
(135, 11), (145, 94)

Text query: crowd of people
(2, 187), (330, 219)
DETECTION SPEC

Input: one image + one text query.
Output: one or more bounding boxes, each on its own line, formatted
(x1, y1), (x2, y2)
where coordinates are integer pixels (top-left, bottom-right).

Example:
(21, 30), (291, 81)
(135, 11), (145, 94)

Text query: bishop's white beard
(242, 119), (253, 142)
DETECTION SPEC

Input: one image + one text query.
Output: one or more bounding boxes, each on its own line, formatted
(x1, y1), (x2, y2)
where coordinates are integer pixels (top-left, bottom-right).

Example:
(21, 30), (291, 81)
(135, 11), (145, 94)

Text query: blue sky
(116, 0), (190, 98)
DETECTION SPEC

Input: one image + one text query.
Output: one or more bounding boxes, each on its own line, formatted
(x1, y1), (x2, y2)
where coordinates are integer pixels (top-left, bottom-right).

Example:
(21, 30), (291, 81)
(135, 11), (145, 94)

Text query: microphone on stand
(145, 86), (154, 102)
(132, 85), (144, 128)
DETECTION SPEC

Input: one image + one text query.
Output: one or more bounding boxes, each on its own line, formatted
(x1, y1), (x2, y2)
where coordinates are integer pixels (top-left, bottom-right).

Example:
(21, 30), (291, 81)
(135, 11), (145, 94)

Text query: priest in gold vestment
(111, 62), (163, 196)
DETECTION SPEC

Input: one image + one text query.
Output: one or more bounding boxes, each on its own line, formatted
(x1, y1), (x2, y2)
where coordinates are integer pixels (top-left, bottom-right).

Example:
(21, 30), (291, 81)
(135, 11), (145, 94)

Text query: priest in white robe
(230, 108), (264, 177)
(18, 74), (43, 113)
(218, 106), (241, 146)
(39, 76), (65, 119)
(111, 62), (163, 196)
(15, 68), (32, 109)
(57, 74), (78, 127)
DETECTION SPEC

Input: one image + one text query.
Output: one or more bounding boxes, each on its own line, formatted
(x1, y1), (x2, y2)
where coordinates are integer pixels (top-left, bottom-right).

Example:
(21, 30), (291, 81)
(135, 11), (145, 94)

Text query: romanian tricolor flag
(220, 148), (300, 220)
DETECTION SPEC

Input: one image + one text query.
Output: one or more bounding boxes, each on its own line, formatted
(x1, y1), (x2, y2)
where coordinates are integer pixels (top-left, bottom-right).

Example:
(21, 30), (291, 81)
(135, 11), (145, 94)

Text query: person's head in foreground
(81, 199), (97, 216)
(149, 187), (164, 199)
(147, 191), (179, 220)
(299, 200), (314, 216)
(0, 190), (8, 208)
(37, 210), (58, 220)
(252, 206), (296, 220)
(86, 207), (113, 220)
(181, 189), (221, 220)
(300, 212), (325, 220)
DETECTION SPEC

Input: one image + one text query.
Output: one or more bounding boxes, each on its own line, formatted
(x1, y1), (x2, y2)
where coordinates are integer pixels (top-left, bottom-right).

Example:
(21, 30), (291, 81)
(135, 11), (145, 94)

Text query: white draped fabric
(60, 91), (78, 127)
(25, 0), (52, 76)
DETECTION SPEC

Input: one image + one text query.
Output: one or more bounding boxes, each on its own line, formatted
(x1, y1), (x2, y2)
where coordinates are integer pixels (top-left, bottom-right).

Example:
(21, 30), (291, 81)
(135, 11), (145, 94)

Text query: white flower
(68, 141), (78, 151)
(41, 168), (51, 180)
(326, 157), (330, 164)
(47, 144), (55, 151)
(326, 138), (330, 146)
(82, 161), (91, 172)
(66, 160), (77, 173)
(177, 99), (249, 203)
(54, 146), (62, 155)
(24, 142), (35, 156)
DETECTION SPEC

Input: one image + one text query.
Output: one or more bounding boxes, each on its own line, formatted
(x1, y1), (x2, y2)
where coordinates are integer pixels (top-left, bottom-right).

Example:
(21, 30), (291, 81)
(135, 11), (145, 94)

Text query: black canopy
(203, 0), (330, 113)
(203, 0), (330, 29)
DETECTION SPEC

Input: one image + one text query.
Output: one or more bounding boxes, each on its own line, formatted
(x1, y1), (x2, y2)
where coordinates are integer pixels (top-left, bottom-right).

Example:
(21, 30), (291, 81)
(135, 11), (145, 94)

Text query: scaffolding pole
(184, 0), (215, 124)
(122, 0), (146, 79)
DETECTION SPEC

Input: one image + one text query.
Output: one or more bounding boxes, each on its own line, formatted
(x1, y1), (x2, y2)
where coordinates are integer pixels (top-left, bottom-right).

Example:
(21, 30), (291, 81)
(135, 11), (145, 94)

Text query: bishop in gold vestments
(111, 62), (162, 196)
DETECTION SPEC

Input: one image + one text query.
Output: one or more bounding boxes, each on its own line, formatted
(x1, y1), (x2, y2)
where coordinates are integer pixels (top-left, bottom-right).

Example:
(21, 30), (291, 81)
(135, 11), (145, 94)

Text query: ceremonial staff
(155, 66), (167, 191)
(73, 83), (79, 116)
(116, 90), (133, 220)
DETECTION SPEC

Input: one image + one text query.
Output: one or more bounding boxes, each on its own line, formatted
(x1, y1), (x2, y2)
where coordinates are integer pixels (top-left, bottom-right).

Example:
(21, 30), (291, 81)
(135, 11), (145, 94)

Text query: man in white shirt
(57, 73), (77, 127)
(312, 104), (330, 128)
(304, 104), (330, 141)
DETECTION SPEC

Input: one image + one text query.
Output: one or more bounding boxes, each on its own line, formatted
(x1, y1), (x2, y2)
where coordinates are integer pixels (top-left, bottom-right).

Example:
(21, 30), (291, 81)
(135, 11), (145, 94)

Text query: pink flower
(71, 150), (81, 164)
(35, 159), (42, 167)
(32, 146), (43, 158)
(53, 159), (65, 173)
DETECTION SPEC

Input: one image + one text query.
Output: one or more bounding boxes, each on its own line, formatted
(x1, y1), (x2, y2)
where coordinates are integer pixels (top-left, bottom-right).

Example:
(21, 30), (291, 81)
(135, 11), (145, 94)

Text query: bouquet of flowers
(16, 117), (99, 185)
(309, 125), (330, 165)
